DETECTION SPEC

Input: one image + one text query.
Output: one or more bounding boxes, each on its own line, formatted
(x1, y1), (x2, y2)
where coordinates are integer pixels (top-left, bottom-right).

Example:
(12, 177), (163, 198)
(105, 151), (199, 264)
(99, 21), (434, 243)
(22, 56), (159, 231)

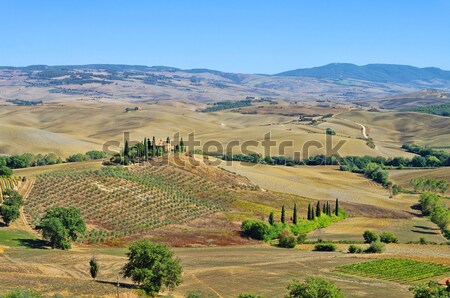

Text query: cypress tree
(180, 137), (185, 153)
(124, 140), (130, 158)
(335, 198), (339, 216)
(311, 207), (315, 220)
(323, 203), (326, 216)
(89, 256), (99, 280)
(152, 136), (156, 157)
(293, 204), (298, 224)
(316, 201), (321, 217)
(307, 203), (311, 220)
(268, 211), (274, 225)
(166, 136), (170, 144)
(281, 205), (286, 224)
(143, 138), (148, 160)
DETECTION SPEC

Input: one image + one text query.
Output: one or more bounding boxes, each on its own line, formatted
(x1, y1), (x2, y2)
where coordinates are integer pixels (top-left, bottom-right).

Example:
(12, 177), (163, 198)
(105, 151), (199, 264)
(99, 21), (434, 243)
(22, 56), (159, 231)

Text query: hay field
(0, 101), (421, 158)
(340, 110), (450, 149)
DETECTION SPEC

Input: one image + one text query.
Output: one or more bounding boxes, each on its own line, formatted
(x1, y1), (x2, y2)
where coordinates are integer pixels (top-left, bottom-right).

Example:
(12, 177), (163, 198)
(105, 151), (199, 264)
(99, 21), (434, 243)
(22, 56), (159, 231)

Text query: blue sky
(1, 1), (449, 73)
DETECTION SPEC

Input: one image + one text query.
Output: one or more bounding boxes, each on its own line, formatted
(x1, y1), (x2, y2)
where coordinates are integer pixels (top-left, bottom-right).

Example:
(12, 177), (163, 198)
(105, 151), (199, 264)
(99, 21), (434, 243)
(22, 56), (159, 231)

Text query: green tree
(180, 137), (185, 153)
(379, 232), (398, 243)
(0, 289), (44, 298)
(0, 166), (12, 177)
(122, 240), (182, 297)
(278, 229), (297, 248)
(285, 277), (344, 298)
(0, 189), (24, 226)
(143, 138), (148, 160)
(36, 206), (86, 249)
(431, 206), (450, 231)
(315, 201), (321, 217)
(311, 207), (315, 220)
(124, 140), (130, 158)
(334, 198), (339, 216)
(152, 136), (156, 157)
(268, 211), (274, 226)
(89, 256), (99, 280)
(363, 230), (379, 243)
(293, 204), (298, 224)
(241, 220), (270, 240)
(307, 203), (312, 220)
(281, 205), (286, 224)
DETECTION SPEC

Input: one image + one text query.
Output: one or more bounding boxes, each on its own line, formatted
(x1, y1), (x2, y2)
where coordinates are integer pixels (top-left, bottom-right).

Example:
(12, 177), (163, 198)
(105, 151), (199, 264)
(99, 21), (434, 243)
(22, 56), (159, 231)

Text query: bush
(348, 244), (364, 254)
(278, 230), (297, 248)
(314, 243), (336, 252)
(285, 277), (344, 298)
(85, 150), (107, 160)
(364, 241), (385, 253)
(297, 233), (307, 244)
(66, 153), (88, 163)
(241, 220), (271, 240)
(379, 232), (398, 243)
(325, 128), (336, 135)
(363, 230), (379, 243)
(0, 166), (12, 177)
(410, 281), (450, 298)
(185, 292), (214, 298)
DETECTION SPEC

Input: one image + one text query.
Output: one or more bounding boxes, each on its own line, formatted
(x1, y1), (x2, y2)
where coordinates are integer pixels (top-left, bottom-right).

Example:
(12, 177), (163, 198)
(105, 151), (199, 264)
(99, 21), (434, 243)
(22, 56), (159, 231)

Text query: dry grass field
(389, 167), (450, 196)
(1, 100), (439, 159)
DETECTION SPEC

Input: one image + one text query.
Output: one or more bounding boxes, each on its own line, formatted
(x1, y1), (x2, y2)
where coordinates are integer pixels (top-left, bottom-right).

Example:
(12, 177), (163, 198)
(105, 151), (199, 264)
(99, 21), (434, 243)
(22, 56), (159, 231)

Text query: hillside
(277, 63), (450, 87)
(355, 90), (450, 110)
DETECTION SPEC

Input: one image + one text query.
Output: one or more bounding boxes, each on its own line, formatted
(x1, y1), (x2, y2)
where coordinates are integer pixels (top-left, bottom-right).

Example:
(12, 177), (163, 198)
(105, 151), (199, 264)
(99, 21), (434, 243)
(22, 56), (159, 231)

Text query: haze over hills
(1, 63), (449, 104)
(277, 63), (450, 86)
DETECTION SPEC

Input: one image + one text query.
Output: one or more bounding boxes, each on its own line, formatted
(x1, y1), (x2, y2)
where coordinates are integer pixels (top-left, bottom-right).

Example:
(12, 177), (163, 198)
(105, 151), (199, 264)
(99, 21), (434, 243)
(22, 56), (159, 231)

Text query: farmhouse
(155, 139), (172, 152)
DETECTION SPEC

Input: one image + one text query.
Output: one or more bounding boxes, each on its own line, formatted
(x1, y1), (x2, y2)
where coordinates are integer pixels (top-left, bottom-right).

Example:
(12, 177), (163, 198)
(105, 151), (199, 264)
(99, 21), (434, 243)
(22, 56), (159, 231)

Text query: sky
(1, 0), (450, 74)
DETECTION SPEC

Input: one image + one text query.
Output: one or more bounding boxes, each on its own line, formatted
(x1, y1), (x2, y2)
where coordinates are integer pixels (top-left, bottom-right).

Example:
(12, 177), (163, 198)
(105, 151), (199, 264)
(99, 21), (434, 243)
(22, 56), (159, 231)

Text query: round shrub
(297, 233), (307, 244)
(0, 166), (12, 177)
(379, 231), (398, 243)
(364, 241), (385, 253)
(278, 229), (297, 248)
(363, 230), (379, 243)
(348, 244), (364, 254)
(314, 243), (336, 252)
(241, 220), (270, 240)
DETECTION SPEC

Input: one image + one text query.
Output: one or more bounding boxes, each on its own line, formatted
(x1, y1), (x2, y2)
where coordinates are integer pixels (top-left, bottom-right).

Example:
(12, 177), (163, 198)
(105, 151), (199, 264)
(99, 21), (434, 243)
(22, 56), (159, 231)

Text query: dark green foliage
(124, 140), (130, 158)
(334, 199), (339, 216)
(200, 99), (252, 112)
(122, 240), (182, 297)
(379, 232), (398, 243)
(281, 205), (286, 224)
(409, 103), (450, 117)
(0, 166), (12, 177)
(185, 292), (215, 298)
(285, 277), (344, 298)
(363, 230), (379, 243)
(348, 244), (364, 253)
(241, 220), (271, 240)
(313, 243), (336, 252)
(278, 230), (297, 248)
(419, 193), (442, 216)
(315, 201), (321, 217)
(364, 241), (385, 253)
(307, 203), (312, 220)
(237, 295), (265, 298)
(179, 137), (185, 153)
(402, 144), (450, 166)
(36, 206), (86, 249)
(0, 189), (24, 226)
(293, 204), (297, 224)
(325, 128), (336, 135)
(411, 281), (450, 298)
(311, 207), (315, 220)
(0, 289), (49, 298)
(268, 211), (274, 225)
(89, 256), (99, 280)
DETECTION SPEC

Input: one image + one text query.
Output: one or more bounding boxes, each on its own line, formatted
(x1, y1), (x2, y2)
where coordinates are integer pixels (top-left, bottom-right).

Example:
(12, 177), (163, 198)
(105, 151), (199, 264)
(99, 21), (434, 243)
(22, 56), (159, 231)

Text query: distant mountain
(276, 63), (450, 84)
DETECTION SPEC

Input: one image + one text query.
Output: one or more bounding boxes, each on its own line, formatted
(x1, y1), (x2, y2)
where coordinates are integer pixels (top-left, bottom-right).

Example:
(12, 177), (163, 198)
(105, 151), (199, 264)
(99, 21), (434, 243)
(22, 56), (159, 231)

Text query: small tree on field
(0, 189), (24, 226)
(293, 204), (298, 224)
(89, 255), (99, 280)
(363, 230), (378, 243)
(122, 240), (182, 297)
(285, 277), (344, 298)
(315, 201), (321, 217)
(311, 207), (315, 220)
(334, 198), (339, 216)
(37, 206), (86, 249)
(281, 205), (286, 224)
(307, 203), (312, 220)
(268, 211), (274, 226)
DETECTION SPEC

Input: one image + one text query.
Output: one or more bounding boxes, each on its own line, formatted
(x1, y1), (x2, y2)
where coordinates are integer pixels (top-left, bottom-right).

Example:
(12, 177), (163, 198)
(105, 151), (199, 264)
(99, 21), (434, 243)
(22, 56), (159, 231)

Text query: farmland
(336, 258), (450, 283)
(0, 177), (21, 202)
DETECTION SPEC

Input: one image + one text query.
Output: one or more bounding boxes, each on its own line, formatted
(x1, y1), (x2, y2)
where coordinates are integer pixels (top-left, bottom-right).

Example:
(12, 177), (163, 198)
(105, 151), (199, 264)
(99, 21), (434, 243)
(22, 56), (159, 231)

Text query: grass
(0, 229), (39, 247)
(336, 258), (450, 283)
